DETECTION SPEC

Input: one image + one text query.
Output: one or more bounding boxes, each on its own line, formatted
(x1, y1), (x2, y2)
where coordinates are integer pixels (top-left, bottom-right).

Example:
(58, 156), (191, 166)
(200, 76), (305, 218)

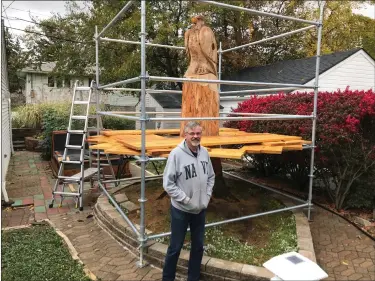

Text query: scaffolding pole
(97, 1), (134, 38)
(137, 0), (147, 268)
(97, 182), (140, 236)
(98, 76), (140, 89)
(199, 0), (319, 25)
(148, 114), (313, 122)
(148, 75), (315, 89)
(307, 2), (325, 221)
(100, 37), (185, 50)
(223, 25), (315, 53)
(97, 112), (313, 122)
(103, 87), (303, 96)
(220, 87), (300, 95)
(148, 203), (309, 240)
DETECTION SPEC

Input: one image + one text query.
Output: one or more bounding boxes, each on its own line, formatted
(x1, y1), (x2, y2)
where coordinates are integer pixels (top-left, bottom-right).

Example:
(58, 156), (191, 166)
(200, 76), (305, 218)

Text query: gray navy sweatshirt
(163, 140), (215, 214)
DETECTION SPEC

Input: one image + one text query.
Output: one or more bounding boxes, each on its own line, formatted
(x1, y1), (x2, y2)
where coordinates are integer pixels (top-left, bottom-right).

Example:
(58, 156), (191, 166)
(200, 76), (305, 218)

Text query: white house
(1, 22), (13, 203)
(220, 48), (375, 110)
(18, 62), (142, 111)
(134, 48), (375, 130)
(18, 62), (93, 104)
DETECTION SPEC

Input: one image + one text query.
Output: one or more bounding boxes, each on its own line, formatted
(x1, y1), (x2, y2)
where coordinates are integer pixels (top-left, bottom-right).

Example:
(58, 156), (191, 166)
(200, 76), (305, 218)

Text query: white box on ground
(263, 252), (328, 281)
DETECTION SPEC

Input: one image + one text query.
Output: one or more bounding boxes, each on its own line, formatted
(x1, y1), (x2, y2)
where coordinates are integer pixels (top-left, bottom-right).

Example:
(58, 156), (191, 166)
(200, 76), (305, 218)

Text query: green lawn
(1, 224), (91, 281)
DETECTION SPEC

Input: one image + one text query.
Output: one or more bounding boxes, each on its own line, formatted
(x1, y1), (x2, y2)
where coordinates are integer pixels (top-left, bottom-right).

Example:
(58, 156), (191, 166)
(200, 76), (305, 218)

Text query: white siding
(294, 50), (375, 93)
(1, 26), (13, 200)
(135, 94), (164, 129)
(24, 74), (91, 103)
(220, 100), (242, 113)
(105, 92), (139, 107)
(159, 108), (181, 129)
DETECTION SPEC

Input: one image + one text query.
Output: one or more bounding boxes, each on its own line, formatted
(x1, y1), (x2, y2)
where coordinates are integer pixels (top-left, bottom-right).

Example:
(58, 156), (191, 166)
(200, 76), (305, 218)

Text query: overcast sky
(2, 0), (375, 36)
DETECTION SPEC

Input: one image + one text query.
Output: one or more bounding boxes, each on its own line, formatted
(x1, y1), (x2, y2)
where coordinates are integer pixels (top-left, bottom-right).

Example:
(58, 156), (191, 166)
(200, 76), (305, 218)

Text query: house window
(64, 78), (71, 88)
(56, 77), (63, 88)
(48, 76), (55, 87)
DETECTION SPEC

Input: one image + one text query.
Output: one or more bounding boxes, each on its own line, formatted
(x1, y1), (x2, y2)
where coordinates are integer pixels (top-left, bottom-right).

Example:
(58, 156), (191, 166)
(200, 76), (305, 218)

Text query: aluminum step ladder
(49, 80), (102, 210)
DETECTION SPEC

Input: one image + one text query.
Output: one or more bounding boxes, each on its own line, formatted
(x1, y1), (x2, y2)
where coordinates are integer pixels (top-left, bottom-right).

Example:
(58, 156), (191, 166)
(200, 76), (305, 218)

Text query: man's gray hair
(184, 121), (201, 133)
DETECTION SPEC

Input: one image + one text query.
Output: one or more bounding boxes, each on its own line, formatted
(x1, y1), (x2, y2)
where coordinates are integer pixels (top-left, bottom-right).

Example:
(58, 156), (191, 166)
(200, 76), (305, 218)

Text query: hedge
(225, 88), (375, 210)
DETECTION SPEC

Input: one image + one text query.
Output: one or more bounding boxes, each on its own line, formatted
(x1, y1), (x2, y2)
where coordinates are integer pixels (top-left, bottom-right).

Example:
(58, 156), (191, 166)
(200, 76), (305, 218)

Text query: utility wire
(4, 26), (135, 54)
(2, 3), (12, 28)
(6, 6), (51, 17)
(4, 25), (92, 45)
(3, 16), (90, 38)
(2, 0), (15, 13)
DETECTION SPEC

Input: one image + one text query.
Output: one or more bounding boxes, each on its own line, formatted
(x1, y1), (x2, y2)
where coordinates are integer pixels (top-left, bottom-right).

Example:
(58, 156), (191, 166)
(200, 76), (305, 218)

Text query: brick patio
(2, 151), (374, 281)
(2, 151), (97, 227)
(310, 207), (375, 281)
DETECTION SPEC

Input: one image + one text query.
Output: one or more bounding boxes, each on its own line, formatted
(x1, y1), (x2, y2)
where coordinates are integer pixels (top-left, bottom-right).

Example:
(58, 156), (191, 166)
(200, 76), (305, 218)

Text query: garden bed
(119, 178), (298, 266)
(1, 224), (91, 281)
(226, 168), (375, 240)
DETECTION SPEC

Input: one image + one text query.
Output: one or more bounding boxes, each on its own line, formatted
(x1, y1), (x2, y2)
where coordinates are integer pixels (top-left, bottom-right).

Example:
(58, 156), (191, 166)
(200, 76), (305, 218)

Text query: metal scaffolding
(94, 0), (325, 267)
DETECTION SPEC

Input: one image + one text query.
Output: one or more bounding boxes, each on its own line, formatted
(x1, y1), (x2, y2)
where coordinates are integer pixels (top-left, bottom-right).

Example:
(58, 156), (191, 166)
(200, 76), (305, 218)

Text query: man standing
(162, 121), (215, 281)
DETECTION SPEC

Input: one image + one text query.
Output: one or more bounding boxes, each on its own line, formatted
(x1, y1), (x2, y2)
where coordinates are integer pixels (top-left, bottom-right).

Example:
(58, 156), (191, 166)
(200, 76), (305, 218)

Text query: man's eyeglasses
(187, 132), (202, 136)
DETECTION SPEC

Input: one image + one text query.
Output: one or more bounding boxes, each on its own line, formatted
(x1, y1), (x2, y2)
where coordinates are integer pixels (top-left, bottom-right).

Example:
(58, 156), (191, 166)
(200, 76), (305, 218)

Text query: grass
(1, 225), (91, 281)
(145, 161), (166, 175)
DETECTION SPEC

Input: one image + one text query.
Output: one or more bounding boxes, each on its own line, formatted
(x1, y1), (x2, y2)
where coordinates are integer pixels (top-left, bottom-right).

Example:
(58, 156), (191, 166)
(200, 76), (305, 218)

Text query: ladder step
(73, 101), (90, 105)
(66, 145), (83, 150)
(58, 176), (80, 182)
(76, 86), (91, 91)
(71, 168), (98, 180)
(88, 115), (98, 119)
(53, 191), (80, 196)
(68, 130), (85, 134)
(71, 115), (87, 120)
(91, 163), (111, 166)
(62, 160), (82, 165)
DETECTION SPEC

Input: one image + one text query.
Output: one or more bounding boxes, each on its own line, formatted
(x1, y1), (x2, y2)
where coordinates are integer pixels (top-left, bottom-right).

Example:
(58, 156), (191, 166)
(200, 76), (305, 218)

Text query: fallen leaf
(342, 261), (348, 265)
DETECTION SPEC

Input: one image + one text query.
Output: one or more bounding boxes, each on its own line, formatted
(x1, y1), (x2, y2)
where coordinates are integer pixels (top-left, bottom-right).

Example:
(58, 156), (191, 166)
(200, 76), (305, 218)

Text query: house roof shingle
(220, 48), (361, 95)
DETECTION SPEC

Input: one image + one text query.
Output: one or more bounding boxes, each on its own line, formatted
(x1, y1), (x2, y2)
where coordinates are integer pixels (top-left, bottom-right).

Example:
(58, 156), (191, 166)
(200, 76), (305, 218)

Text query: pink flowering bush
(225, 88), (375, 210)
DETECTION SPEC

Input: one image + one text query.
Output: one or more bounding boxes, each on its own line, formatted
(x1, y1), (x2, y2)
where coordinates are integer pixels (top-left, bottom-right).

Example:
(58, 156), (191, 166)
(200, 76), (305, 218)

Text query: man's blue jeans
(162, 205), (206, 281)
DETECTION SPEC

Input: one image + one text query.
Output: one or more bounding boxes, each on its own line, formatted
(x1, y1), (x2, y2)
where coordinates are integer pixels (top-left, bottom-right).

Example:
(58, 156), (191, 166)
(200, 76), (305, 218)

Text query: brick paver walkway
(310, 207), (375, 281)
(2, 151), (97, 227)
(49, 211), (162, 281)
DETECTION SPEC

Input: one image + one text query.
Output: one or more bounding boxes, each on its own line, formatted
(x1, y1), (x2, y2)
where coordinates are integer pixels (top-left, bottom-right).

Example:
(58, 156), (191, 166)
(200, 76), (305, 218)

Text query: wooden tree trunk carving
(179, 16), (238, 201)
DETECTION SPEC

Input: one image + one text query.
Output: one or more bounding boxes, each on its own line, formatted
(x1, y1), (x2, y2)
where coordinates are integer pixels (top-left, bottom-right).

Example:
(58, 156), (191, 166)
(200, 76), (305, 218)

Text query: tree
(302, 1), (375, 58)
(4, 28), (29, 94)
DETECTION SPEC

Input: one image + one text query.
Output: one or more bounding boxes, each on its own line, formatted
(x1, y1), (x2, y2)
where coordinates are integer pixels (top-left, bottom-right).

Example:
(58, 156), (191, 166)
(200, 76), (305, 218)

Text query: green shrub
(102, 115), (135, 130)
(346, 172), (375, 209)
(12, 102), (136, 159)
(12, 103), (44, 128)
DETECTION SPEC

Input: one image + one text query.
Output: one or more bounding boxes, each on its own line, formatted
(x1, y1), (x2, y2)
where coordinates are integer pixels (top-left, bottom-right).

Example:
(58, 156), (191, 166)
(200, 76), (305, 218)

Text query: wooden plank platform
(88, 128), (309, 159)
